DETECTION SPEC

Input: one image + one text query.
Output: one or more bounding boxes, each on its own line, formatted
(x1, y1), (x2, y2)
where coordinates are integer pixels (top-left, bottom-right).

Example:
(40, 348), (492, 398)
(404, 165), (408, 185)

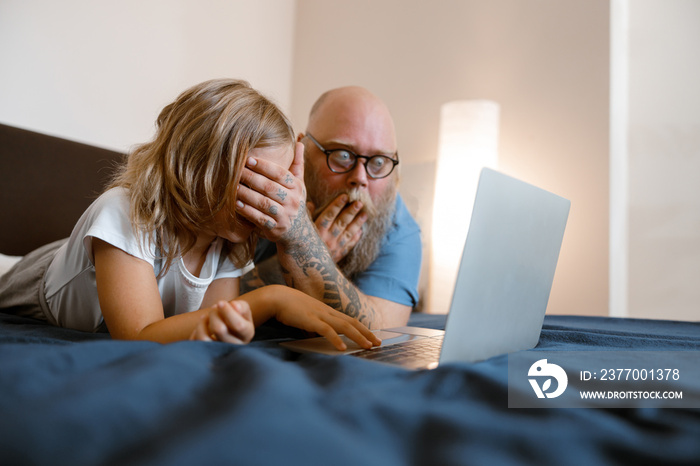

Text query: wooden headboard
(0, 124), (125, 255)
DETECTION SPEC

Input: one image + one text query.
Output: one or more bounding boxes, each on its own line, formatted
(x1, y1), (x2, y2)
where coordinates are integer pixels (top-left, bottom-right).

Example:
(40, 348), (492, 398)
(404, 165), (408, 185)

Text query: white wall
(626, 0), (700, 320)
(4, 0), (696, 320)
(0, 0), (296, 152)
(291, 0), (610, 316)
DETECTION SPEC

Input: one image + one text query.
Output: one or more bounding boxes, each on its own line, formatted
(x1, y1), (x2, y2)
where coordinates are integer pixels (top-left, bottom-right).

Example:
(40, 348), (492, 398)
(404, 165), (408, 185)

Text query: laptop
(281, 168), (571, 369)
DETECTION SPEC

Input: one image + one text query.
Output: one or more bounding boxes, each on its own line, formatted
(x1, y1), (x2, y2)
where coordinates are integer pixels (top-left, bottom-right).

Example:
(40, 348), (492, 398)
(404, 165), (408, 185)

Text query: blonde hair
(110, 78), (294, 274)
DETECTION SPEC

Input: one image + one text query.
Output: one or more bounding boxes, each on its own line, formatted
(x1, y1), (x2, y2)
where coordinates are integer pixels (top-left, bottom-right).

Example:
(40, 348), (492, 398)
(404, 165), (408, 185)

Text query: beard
(305, 166), (397, 279)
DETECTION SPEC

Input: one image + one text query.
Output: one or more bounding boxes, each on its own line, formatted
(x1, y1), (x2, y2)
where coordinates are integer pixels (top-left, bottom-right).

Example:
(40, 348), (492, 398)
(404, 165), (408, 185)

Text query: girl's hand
(189, 300), (255, 344)
(236, 142), (306, 243)
(271, 288), (382, 351)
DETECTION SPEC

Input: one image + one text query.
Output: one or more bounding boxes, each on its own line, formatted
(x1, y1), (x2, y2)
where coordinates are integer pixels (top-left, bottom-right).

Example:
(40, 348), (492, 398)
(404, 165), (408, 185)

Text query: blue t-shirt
(255, 194), (422, 307)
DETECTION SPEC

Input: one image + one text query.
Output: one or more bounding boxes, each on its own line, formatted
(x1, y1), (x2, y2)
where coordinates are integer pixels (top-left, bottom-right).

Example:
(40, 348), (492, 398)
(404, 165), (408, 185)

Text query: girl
(0, 79), (380, 351)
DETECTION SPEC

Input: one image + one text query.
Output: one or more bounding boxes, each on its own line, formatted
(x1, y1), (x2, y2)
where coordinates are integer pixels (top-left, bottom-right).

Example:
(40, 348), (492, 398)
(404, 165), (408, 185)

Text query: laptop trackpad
(383, 326), (445, 337)
(281, 330), (415, 356)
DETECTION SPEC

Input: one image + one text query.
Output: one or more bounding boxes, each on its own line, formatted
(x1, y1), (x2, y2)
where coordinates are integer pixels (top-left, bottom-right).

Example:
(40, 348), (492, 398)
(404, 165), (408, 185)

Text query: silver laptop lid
(439, 168), (570, 364)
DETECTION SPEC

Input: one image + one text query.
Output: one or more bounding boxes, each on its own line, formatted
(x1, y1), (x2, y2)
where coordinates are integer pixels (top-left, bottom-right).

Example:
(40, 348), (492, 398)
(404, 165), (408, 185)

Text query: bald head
(303, 87), (399, 278)
(306, 86), (397, 154)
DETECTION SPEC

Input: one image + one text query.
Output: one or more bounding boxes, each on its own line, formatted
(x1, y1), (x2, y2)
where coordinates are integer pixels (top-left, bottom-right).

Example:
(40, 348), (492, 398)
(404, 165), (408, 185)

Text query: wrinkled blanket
(1, 312), (699, 465)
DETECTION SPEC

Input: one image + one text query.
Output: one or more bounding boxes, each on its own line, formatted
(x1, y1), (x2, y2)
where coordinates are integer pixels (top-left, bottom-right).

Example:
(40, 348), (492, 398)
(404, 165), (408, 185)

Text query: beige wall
(13, 1), (692, 320)
(291, 0), (610, 316)
(0, 0), (296, 152)
(626, 0), (700, 320)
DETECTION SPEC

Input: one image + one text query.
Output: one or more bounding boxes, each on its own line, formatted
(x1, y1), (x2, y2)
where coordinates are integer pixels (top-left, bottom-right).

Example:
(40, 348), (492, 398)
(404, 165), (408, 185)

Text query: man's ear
(290, 141), (305, 179)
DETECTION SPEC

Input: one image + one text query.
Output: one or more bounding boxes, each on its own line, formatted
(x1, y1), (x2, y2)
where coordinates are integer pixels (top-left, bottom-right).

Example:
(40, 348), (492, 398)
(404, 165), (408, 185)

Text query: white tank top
(43, 188), (252, 331)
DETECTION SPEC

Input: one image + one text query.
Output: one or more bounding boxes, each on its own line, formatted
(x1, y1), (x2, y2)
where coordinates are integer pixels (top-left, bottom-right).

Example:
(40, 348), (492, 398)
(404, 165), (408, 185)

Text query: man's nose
(346, 159), (369, 188)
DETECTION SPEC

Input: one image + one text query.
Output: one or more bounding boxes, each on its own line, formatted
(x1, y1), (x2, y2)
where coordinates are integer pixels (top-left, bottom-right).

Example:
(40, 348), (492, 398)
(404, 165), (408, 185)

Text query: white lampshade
(428, 100), (499, 314)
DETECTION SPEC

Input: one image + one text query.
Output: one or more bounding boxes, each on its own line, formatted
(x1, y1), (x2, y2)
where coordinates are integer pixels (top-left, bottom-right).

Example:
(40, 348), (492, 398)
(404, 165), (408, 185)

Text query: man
(241, 86), (421, 329)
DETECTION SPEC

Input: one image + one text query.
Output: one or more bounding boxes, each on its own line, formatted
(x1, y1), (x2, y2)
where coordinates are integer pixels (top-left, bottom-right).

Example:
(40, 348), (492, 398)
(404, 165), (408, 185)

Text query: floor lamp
(428, 100), (500, 314)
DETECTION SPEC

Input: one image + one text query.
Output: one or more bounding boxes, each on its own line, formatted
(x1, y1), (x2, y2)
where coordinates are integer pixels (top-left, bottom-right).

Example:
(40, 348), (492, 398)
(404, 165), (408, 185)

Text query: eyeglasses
(305, 133), (399, 179)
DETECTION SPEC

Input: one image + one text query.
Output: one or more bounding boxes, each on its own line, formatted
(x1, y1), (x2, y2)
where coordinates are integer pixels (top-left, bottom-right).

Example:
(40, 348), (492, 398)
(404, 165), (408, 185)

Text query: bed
(1, 123), (699, 465)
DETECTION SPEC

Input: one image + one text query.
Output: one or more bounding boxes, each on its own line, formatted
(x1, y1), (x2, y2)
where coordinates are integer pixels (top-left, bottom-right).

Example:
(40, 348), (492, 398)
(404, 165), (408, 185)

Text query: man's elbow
(370, 297), (411, 328)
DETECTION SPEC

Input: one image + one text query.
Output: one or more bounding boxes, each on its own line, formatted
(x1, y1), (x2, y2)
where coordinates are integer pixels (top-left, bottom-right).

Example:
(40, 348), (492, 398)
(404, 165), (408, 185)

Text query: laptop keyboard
(352, 336), (443, 368)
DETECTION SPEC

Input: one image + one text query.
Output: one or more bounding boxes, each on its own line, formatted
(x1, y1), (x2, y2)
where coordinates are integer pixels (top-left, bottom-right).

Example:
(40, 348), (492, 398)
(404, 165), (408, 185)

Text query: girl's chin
(221, 218), (256, 243)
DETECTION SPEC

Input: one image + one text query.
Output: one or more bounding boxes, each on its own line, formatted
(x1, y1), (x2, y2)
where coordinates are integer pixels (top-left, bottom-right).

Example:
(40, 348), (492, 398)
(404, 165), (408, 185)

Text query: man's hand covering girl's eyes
(236, 142), (307, 242)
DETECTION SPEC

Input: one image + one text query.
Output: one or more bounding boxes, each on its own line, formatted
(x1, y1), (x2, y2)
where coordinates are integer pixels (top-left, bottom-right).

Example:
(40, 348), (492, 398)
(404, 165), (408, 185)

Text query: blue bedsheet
(1, 312), (699, 465)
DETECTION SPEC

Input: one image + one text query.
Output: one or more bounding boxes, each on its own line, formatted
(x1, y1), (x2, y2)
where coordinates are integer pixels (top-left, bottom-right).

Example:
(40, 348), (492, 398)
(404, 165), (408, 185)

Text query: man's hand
(308, 194), (368, 263)
(235, 142), (306, 243)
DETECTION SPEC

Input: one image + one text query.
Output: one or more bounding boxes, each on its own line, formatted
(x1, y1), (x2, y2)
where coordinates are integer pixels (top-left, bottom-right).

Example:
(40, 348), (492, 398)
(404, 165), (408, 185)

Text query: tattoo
(264, 220), (275, 230)
(276, 189), (287, 201)
(240, 268), (265, 294)
(240, 258), (286, 294)
(269, 205), (279, 215)
(284, 174), (293, 185)
(320, 219), (330, 228)
(331, 228), (340, 237)
(280, 208), (376, 327)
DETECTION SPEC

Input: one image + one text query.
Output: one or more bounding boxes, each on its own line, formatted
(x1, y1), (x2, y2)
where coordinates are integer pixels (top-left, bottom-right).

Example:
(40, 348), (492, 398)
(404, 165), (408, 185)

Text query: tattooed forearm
(278, 211), (378, 327)
(239, 257), (286, 294)
(240, 268), (265, 294)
